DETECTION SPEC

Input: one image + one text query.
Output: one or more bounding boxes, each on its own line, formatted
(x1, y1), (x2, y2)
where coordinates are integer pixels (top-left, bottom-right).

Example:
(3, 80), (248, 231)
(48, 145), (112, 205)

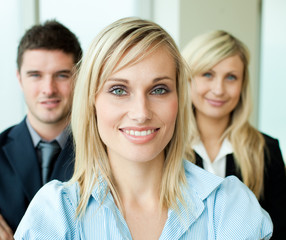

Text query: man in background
(0, 20), (82, 238)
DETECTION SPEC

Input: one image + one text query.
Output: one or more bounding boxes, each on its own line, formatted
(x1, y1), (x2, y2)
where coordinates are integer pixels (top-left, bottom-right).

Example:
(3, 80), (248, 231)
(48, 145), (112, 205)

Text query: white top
(192, 138), (233, 178)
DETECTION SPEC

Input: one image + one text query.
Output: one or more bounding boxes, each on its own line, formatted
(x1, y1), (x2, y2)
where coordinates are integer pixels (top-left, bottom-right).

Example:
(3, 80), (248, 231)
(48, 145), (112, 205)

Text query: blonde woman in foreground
(15, 18), (272, 239)
(183, 30), (286, 239)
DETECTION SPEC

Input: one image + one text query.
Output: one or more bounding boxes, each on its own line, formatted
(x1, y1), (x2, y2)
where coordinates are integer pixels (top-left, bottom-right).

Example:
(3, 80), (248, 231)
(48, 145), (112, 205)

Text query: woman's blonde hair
(182, 30), (265, 198)
(71, 17), (191, 216)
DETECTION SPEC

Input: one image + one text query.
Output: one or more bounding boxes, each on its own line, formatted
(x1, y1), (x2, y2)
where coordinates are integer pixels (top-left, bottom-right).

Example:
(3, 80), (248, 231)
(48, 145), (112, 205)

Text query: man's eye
(29, 73), (40, 77)
(151, 88), (167, 95)
(58, 74), (69, 78)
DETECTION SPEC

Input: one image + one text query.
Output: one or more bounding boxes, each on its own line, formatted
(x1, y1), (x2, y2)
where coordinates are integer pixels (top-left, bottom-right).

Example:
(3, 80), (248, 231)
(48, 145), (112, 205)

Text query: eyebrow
(107, 76), (174, 83)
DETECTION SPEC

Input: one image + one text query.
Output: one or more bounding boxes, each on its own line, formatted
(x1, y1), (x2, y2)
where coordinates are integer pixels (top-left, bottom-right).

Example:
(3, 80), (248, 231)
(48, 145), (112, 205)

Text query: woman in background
(183, 30), (286, 239)
(15, 20), (272, 239)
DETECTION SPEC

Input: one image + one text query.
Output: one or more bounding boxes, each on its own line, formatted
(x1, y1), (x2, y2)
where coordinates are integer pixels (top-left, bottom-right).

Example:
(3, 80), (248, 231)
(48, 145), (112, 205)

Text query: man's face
(17, 49), (75, 129)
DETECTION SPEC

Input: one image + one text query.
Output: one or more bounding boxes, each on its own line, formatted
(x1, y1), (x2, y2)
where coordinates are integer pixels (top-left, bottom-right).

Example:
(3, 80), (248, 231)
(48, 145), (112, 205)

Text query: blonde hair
(183, 30), (265, 198)
(71, 17), (191, 216)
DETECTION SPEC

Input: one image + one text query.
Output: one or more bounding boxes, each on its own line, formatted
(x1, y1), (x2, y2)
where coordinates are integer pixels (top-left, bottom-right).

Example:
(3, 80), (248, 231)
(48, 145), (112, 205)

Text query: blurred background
(0, 0), (285, 160)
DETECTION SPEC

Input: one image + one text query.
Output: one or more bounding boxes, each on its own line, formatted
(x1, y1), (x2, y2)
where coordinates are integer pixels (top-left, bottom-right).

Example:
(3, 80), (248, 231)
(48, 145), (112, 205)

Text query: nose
(127, 94), (152, 123)
(211, 77), (224, 96)
(42, 77), (56, 96)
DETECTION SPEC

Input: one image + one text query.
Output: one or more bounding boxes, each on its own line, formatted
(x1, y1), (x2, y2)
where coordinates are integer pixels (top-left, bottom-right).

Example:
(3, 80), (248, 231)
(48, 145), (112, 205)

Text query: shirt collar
(26, 117), (70, 149)
(162, 160), (225, 239)
(192, 138), (233, 163)
(183, 160), (224, 200)
(90, 160), (224, 207)
(89, 160), (224, 239)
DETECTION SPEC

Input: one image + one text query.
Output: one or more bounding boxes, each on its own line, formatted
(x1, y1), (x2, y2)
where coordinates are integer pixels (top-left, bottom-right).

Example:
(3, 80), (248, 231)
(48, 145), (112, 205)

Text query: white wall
(40, 0), (140, 52)
(259, 0), (286, 158)
(0, 0), (24, 132)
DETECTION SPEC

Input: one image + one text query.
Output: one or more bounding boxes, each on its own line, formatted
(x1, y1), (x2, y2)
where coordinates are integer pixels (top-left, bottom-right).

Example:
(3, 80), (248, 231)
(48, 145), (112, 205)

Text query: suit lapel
(50, 134), (75, 181)
(225, 154), (242, 180)
(3, 119), (42, 201)
(195, 152), (204, 168)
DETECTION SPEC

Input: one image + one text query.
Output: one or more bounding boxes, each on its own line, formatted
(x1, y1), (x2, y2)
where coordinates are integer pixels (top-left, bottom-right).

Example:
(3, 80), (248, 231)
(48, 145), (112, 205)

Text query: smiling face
(95, 46), (178, 164)
(17, 49), (75, 130)
(191, 55), (244, 123)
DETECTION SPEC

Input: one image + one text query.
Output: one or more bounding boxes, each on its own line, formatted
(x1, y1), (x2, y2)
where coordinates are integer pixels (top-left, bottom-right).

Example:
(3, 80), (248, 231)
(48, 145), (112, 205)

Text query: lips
(41, 99), (60, 104)
(40, 98), (61, 108)
(206, 98), (226, 107)
(119, 127), (159, 144)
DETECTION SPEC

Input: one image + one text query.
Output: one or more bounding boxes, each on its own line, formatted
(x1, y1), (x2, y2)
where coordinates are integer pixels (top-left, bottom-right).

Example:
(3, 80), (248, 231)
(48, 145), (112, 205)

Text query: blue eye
(202, 72), (212, 78)
(28, 73), (40, 78)
(226, 75), (237, 80)
(57, 74), (70, 79)
(151, 87), (168, 95)
(110, 88), (127, 96)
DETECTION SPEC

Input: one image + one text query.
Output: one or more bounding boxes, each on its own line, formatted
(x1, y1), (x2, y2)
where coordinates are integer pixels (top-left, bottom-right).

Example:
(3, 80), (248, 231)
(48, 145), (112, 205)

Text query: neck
(196, 112), (230, 161)
(110, 155), (164, 206)
(27, 115), (69, 141)
(110, 155), (168, 240)
(197, 114), (229, 141)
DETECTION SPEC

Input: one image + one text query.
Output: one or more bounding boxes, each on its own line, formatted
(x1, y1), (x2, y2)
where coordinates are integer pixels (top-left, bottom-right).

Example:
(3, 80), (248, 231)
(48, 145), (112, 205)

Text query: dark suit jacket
(195, 134), (286, 240)
(0, 118), (75, 232)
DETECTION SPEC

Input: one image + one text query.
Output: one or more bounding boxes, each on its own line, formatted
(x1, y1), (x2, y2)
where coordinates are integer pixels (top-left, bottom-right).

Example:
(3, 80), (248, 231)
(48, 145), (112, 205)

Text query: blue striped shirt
(15, 160), (273, 239)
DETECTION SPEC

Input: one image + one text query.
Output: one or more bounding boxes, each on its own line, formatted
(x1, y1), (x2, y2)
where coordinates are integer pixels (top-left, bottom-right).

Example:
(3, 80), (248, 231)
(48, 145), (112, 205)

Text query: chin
(40, 114), (68, 125)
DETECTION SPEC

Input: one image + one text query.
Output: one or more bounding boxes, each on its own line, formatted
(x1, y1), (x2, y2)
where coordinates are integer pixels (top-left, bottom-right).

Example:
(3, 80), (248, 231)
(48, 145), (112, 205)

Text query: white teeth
(141, 131), (147, 136)
(124, 129), (155, 136)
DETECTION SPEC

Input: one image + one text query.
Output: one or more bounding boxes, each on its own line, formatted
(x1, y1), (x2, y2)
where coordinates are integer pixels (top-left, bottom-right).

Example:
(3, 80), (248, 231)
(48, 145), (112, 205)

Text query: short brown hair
(17, 20), (82, 70)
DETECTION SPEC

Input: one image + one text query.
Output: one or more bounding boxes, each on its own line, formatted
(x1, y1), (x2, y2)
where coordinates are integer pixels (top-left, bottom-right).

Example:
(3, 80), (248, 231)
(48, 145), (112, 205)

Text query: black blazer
(0, 118), (75, 232)
(195, 134), (286, 240)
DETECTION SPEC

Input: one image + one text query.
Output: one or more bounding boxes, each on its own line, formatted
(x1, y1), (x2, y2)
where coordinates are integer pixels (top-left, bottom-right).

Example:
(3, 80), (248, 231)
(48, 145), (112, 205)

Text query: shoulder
(261, 132), (283, 160)
(0, 118), (28, 145)
(261, 132), (285, 167)
(0, 125), (15, 145)
(35, 180), (79, 208)
(184, 160), (265, 202)
(183, 160), (273, 239)
(210, 176), (273, 239)
(184, 160), (224, 199)
(15, 180), (80, 239)
(31, 179), (79, 213)
(262, 132), (280, 148)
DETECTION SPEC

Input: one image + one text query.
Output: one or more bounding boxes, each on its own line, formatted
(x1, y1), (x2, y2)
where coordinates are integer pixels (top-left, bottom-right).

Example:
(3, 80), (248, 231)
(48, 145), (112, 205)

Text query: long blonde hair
(71, 17), (191, 216)
(182, 30), (265, 198)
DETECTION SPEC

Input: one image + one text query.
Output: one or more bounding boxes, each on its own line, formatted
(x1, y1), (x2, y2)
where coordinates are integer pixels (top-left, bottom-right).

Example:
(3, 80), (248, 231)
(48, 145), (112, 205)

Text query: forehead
(214, 55), (243, 68)
(108, 46), (176, 79)
(20, 49), (75, 71)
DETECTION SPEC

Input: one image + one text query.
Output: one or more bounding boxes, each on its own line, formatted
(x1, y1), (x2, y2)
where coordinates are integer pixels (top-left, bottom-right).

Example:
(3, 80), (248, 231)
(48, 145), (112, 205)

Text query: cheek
(95, 106), (112, 146)
(58, 82), (73, 96)
(190, 80), (207, 99)
(95, 98), (121, 137)
(190, 85), (203, 109)
(21, 82), (39, 98)
(230, 85), (242, 104)
(164, 97), (178, 125)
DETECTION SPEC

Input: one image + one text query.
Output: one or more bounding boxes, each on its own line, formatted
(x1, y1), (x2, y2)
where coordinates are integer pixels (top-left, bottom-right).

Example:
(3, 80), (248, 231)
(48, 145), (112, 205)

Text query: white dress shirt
(192, 138), (233, 178)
